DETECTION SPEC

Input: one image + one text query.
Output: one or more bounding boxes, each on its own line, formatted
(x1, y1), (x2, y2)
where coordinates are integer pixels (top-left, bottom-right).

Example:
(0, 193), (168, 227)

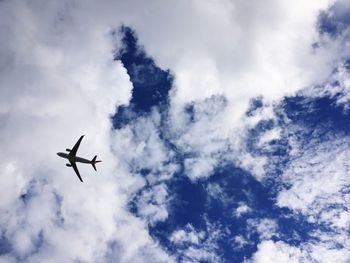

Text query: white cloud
(233, 235), (250, 249)
(245, 240), (306, 263)
(1, 0), (349, 262)
(121, 0), (345, 182)
(277, 137), (350, 225)
(0, 1), (173, 262)
(274, 132), (350, 261)
(170, 224), (204, 245)
(182, 247), (219, 263)
(257, 128), (281, 148)
(308, 242), (350, 263)
(184, 157), (216, 181)
(169, 223), (221, 263)
(135, 183), (169, 225)
(302, 63), (350, 109)
(234, 203), (252, 218)
(247, 218), (279, 240)
(0, 255), (16, 263)
(128, 0), (339, 103)
(247, 238), (350, 263)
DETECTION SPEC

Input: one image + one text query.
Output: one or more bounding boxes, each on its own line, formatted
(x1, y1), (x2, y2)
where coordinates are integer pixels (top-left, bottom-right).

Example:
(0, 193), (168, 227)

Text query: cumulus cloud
(1, 0), (350, 262)
(123, 0), (347, 183)
(129, 0), (344, 108)
(247, 237), (350, 263)
(245, 240), (306, 263)
(0, 1), (173, 262)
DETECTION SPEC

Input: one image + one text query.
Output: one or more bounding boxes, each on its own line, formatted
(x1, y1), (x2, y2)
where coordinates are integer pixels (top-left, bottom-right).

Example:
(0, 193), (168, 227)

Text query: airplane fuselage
(57, 135), (101, 182)
(57, 152), (91, 164)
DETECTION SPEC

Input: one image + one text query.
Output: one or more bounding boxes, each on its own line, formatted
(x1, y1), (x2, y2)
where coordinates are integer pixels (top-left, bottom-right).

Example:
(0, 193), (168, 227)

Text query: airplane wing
(69, 135), (84, 157)
(69, 160), (83, 182)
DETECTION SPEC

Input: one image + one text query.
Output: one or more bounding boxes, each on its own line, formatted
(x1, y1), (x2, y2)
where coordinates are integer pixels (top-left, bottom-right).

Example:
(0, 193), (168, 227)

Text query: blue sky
(0, 1), (349, 263)
(112, 24), (350, 262)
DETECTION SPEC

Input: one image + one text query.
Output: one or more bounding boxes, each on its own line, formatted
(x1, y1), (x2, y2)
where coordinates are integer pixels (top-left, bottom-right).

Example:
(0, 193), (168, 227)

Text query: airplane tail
(91, 155), (102, 171)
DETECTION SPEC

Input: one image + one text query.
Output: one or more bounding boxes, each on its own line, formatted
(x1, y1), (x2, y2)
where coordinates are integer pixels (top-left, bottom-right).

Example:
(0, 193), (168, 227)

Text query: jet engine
(66, 148), (71, 152)
(66, 163), (72, 167)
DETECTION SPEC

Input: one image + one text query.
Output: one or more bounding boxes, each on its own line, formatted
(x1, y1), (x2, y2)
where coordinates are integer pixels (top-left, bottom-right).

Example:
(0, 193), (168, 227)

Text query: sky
(0, 1), (349, 263)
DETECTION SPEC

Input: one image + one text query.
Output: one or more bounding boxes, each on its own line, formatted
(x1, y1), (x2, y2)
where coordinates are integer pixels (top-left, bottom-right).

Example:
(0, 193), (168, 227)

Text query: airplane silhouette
(57, 135), (101, 182)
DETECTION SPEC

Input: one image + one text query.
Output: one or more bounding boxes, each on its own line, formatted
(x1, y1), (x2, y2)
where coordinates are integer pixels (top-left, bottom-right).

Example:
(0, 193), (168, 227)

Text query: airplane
(57, 135), (101, 182)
